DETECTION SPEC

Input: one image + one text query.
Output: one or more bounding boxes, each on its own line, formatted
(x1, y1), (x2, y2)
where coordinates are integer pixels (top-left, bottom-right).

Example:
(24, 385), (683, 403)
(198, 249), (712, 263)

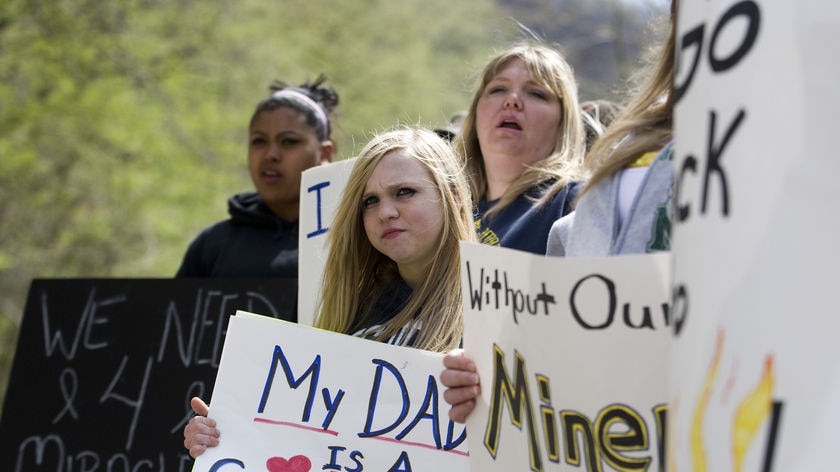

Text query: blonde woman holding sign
(441, 1), (677, 423)
(184, 127), (476, 458)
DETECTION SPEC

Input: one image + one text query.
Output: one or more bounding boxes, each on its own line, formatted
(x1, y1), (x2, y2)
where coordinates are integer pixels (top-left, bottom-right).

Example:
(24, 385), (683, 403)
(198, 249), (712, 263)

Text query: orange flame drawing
(732, 355), (774, 472)
(686, 329), (775, 472)
(690, 329), (724, 471)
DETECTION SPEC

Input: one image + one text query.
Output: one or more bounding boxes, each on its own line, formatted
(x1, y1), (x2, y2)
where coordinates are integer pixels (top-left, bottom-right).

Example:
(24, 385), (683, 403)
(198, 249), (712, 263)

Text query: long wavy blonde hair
(453, 41), (587, 218)
(314, 128), (476, 352)
(581, 1), (676, 193)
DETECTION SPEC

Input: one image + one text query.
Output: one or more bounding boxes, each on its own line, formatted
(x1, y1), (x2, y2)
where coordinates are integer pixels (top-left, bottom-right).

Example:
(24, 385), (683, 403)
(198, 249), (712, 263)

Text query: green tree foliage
(0, 0), (665, 415)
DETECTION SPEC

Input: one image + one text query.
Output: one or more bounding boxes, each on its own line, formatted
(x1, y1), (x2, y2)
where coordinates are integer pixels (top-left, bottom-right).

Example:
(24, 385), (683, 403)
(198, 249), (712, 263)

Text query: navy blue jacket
(475, 181), (580, 255)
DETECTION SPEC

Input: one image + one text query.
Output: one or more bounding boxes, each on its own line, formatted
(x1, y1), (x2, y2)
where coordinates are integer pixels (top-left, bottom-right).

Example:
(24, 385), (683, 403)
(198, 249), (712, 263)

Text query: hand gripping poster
(191, 311), (468, 472)
(671, 0), (840, 470)
(459, 242), (672, 471)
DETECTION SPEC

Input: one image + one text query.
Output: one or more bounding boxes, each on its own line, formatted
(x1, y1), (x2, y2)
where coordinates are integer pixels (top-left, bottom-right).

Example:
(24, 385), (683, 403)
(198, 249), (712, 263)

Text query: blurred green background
(0, 0), (667, 417)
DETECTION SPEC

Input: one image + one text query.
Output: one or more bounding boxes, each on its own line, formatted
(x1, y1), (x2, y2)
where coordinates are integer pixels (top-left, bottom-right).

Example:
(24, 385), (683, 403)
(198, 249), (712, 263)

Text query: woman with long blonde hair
(441, 1), (678, 423)
(547, 0), (676, 257)
(316, 127), (475, 352)
(184, 127), (475, 457)
(455, 41), (587, 255)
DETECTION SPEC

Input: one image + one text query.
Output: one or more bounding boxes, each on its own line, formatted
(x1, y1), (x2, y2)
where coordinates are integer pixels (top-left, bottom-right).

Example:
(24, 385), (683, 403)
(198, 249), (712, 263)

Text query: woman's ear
(319, 140), (336, 164)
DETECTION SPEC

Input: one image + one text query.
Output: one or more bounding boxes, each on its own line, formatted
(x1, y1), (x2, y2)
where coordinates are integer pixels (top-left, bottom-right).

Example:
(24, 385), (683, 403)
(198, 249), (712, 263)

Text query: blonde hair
(453, 41), (587, 218)
(314, 128), (476, 352)
(582, 3), (675, 193)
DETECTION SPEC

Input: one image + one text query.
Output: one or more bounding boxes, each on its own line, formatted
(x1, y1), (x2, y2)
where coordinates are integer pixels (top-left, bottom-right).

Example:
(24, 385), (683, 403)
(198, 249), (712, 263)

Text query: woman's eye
(529, 89), (549, 100)
(362, 196), (378, 208)
(281, 138), (300, 146)
(396, 188), (416, 198)
(250, 137), (266, 146)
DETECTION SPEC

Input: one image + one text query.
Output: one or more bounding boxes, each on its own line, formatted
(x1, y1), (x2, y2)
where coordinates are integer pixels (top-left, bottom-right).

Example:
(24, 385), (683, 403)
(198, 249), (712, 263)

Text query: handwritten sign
(192, 311), (469, 472)
(459, 242), (671, 471)
(671, 0), (840, 469)
(0, 278), (295, 471)
(298, 158), (356, 327)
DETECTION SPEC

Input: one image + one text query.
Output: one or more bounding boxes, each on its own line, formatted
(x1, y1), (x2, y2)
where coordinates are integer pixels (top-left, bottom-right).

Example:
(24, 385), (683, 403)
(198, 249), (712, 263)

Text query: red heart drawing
(266, 455), (312, 472)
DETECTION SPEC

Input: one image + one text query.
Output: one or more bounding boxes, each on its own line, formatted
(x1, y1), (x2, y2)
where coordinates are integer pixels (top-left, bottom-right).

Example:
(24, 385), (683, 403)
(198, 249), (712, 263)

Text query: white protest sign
(298, 158), (356, 326)
(459, 242), (672, 471)
(192, 311), (468, 472)
(671, 0), (840, 470)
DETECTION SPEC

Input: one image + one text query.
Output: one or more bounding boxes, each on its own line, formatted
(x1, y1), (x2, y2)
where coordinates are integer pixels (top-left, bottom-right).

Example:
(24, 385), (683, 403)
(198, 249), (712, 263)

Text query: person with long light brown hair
(314, 127), (475, 352)
(441, 1), (678, 423)
(455, 41), (587, 255)
(183, 127), (476, 458)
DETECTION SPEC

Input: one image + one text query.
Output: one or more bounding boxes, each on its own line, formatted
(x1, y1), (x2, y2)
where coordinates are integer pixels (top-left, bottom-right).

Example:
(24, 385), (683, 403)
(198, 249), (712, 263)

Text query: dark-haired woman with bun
(175, 76), (338, 278)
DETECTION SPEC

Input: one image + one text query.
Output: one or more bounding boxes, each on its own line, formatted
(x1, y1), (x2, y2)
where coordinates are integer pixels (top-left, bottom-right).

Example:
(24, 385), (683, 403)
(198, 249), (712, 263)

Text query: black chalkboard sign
(0, 278), (296, 471)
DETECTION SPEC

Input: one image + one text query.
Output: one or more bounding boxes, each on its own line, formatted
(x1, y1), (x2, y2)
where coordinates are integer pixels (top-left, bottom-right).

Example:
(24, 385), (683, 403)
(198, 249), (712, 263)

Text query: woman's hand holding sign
(440, 349), (481, 423)
(183, 397), (220, 459)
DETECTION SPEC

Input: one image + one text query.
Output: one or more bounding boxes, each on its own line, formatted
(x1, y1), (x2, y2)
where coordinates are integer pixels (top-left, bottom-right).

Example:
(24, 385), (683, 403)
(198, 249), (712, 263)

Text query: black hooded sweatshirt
(175, 192), (298, 278)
